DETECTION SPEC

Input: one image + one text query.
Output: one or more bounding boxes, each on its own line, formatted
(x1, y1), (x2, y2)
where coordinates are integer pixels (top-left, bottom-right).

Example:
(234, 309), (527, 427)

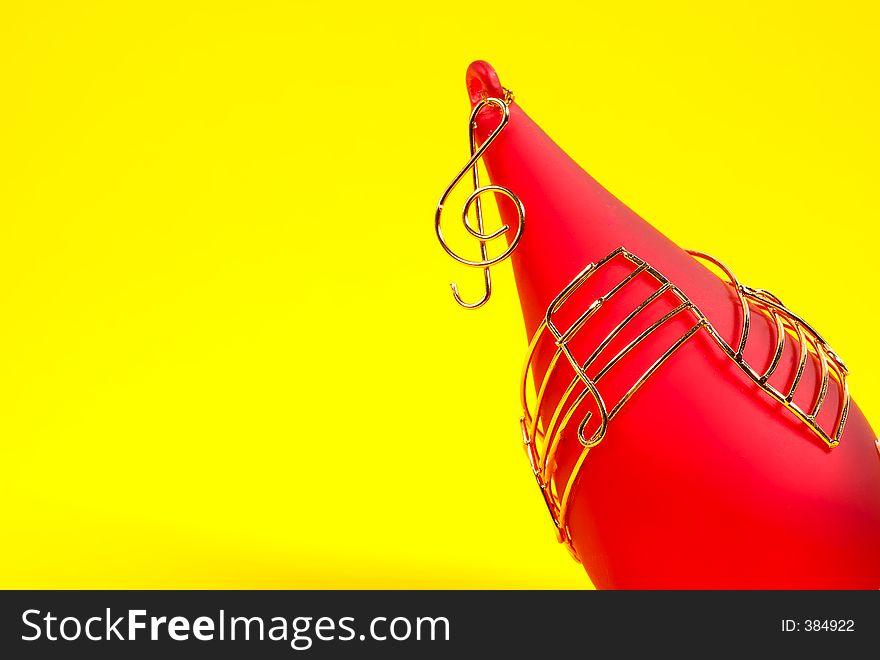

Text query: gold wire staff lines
(686, 251), (850, 446)
(519, 247), (851, 558)
(434, 89), (524, 309)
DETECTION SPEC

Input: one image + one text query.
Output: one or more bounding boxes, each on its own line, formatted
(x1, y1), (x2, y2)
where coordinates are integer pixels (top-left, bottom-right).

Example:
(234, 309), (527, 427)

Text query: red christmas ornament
(437, 61), (880, 588)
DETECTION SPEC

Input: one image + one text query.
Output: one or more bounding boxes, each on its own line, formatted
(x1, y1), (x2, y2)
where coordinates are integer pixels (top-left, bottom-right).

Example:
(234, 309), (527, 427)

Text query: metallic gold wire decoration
(519, 247), (851, 558)
(435, 89), (523, 308)
(433, 88), (856, 558)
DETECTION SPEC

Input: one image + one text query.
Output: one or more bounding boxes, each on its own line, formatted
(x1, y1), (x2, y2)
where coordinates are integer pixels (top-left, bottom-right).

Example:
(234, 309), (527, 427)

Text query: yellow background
(1, 2), (877, 588)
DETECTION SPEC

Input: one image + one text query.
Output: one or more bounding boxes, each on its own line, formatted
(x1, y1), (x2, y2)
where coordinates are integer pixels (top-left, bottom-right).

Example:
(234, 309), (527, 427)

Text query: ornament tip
(466, 60), (505, 106)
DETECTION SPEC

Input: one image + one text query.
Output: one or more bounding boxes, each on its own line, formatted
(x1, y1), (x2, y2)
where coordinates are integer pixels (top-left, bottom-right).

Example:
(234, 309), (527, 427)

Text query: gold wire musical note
(435, 89), (524, 308)
(519, 246), (852, 559)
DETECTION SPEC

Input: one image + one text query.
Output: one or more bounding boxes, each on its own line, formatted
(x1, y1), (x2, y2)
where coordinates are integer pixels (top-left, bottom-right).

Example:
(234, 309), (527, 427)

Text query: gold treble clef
(435, 92), (525, 309)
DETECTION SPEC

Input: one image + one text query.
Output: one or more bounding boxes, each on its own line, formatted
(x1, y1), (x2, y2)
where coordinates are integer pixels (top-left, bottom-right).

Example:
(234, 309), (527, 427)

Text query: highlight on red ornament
(434, 60), (880, 589)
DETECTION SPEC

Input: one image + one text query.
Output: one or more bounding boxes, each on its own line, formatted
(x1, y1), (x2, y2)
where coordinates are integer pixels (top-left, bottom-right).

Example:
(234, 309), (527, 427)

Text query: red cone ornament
(439, 61), (880, 588)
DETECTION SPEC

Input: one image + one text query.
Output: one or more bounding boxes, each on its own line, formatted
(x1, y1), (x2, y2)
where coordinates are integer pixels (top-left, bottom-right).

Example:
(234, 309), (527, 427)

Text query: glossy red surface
(466, 60), (880, 588)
